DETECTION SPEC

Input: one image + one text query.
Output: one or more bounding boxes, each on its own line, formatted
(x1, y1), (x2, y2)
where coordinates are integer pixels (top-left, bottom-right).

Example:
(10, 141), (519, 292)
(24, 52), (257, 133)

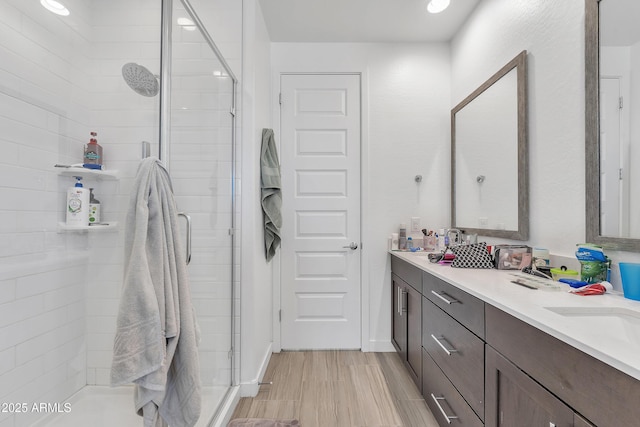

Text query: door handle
(178, 212), (192, 265)
(342, 242), (358, 250)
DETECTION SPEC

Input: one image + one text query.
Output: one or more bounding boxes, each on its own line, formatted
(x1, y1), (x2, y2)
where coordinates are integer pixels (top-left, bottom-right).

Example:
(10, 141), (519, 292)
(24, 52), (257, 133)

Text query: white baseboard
(239, 342), (273, 397)
(366, 340), (396, 352)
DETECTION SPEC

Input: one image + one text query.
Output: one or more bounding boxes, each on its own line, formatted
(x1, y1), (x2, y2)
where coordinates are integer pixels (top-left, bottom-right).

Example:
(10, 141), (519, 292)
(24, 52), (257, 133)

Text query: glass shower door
(168, 2), (235, 424)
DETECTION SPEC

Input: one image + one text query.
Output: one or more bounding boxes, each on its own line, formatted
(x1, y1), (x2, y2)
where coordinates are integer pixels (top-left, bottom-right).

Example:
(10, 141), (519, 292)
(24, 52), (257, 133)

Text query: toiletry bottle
(66, 176), (90, 227)
(83, 131), (103, 169)
(88, 188), (101, 224)
(399, 224), (407, 250)
(407, 237), (413, 249)
(391, 233), (399, 250)
(437, 228), (446, 251)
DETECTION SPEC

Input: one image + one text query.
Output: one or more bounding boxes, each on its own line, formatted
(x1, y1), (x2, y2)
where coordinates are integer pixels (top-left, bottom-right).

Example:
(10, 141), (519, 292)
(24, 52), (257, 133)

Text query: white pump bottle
(66, 176), (90, 227)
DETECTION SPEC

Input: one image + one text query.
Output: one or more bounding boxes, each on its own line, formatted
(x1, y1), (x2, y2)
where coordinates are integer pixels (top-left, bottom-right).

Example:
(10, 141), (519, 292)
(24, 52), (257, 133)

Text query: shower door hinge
(620, 168), (623, 180)
(228, 349), (233, 359)
(279, 93), (282, 105)
(619, 96), (624, 109)
(230, 107), (236, 117)
(228, 228), (235, 236)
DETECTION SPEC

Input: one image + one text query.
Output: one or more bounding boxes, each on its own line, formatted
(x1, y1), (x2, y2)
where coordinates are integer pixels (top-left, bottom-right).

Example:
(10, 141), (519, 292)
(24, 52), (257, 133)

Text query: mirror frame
(585, 0), (640, 251)
(451, 50), (529, 240)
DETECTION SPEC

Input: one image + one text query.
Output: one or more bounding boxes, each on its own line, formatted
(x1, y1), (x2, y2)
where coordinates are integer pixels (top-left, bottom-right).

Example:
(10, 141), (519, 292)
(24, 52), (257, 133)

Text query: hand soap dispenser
(66, 176), (90, 227)
(88, 188), (101, 224)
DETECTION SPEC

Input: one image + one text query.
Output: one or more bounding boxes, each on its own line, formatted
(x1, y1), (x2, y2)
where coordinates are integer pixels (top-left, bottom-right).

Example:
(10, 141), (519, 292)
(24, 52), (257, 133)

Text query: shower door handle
(178, 212), (192, 265)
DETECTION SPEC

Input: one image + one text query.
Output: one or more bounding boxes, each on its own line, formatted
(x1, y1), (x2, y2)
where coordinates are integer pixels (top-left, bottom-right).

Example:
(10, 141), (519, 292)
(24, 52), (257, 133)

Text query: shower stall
(0, 0), (238, 426)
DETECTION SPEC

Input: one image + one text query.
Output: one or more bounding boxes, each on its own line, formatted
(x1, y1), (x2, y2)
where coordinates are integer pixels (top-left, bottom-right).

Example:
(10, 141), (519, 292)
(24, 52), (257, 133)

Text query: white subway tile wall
(0, 0), (241, 425)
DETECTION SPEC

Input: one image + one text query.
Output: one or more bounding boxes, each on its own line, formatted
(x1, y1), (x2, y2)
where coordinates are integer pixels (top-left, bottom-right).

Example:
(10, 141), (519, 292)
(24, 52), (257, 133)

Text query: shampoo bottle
(66, 176), (90, 227)
(88, 188), (101, 224)
(83, 131), (103, 169)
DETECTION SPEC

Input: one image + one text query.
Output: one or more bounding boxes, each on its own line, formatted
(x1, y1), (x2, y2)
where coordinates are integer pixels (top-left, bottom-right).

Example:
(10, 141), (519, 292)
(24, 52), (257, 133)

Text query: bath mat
(227, 419), (299, 427)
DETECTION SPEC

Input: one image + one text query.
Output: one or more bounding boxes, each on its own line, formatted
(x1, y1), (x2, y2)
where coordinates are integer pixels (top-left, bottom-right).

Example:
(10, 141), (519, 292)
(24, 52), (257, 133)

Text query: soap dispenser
(83, 131), (103, 169)
(88, 188), (101, 224)
(66, 176), (90, 227)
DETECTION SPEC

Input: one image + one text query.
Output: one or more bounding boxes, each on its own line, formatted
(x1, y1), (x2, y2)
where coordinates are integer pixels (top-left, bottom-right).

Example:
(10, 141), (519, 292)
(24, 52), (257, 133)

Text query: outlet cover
(411, 217), (420, 232)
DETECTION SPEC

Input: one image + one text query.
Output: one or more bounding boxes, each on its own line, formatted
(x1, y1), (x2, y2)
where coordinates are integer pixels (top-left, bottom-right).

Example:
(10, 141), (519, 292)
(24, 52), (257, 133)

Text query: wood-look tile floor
(230, 351), (440, 427)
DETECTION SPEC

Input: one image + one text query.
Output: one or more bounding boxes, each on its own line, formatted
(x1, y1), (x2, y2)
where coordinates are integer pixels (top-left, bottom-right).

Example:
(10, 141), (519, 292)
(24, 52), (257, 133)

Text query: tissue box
(494, 245), (532, 270)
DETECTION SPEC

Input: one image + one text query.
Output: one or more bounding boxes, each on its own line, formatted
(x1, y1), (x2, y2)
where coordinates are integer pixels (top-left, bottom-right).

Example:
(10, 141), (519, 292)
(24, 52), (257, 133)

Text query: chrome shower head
(122, 63), (159, 97)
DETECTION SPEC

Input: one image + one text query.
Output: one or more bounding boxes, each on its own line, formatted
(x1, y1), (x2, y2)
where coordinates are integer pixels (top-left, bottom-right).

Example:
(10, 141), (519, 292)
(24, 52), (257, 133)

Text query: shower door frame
(159, 0), (239, 418)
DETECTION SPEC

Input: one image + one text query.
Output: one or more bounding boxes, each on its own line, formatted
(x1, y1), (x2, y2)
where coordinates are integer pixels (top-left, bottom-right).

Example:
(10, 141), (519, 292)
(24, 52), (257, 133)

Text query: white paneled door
(280, 74), (361, 349)
(599, 77), (622, 236)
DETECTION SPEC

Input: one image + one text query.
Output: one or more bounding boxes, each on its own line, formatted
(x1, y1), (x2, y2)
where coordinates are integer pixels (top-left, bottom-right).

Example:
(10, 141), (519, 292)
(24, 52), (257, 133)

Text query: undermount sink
(544, 306), (640, 346)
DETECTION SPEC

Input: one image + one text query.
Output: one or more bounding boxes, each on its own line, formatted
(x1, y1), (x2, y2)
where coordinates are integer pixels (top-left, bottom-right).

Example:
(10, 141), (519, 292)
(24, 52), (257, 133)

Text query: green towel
(261, 129), (282, 261)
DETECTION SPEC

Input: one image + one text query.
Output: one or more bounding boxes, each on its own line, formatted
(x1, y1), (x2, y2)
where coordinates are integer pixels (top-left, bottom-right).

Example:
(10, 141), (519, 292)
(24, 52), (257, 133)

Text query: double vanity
(391, 251), (640, 427)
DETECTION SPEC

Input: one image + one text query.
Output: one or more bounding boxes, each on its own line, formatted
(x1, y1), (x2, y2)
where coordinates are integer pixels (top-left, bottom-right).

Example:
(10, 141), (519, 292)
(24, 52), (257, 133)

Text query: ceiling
(258, 0), (481, 43)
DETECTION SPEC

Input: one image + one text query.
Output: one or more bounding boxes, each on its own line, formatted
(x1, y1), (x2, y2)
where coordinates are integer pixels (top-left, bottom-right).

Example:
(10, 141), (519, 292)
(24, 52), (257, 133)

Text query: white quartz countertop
(390, 250), (640, 381)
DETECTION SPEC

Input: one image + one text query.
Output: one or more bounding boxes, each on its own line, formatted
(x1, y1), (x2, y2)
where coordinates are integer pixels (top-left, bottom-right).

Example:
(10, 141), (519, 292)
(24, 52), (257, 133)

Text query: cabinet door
(406, 283), (422, 391)
(392, 275), (407, 359)
(574, 414), (595, 427)
(486, 346), (574, 427)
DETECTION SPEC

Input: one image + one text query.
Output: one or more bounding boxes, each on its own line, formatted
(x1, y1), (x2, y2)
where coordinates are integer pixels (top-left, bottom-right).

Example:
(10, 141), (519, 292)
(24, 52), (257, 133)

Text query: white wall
(271, 42), (451, 351)
(239, 0), (275, 395)
(452, 0), (640, 286)
(453, 0), (586, 255)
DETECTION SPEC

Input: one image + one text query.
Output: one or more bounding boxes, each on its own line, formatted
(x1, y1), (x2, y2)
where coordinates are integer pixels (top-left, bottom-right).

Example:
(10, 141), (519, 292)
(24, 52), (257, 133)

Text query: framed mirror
(585, 0), (640, 251)
(451, 50), (529, 240)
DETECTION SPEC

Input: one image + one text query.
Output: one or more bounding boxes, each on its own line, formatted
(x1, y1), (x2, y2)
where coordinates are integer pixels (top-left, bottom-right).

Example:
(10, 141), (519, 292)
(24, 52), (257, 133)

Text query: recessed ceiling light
(427, 0), (450, 14)
(177, 17), (196, 31)
(40, 0), (70, 16)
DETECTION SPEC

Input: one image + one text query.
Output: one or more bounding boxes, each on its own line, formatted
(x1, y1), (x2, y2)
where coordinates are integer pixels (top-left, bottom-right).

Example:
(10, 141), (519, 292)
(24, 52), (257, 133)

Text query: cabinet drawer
(422, 271), (485, 338)
(391, 255), (421, 292)
(486, 305), (640, 427)
(422, 348), (483, 427)
(423, 297), (484, 420)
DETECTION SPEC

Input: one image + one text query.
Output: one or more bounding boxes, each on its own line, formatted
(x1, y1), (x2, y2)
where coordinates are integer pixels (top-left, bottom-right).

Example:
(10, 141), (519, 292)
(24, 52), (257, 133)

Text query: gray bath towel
(111, 157), (201, 427)
(261, 129), (282, 261)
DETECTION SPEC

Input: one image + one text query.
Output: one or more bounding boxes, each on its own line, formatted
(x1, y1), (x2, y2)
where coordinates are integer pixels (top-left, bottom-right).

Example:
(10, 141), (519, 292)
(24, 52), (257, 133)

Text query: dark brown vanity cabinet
(421, 271), (485, 426)
(391, 257), (422, 390)
(485, 305), (636, 427)
(485, 345), (576, 427)
(390, 254), (637, 427)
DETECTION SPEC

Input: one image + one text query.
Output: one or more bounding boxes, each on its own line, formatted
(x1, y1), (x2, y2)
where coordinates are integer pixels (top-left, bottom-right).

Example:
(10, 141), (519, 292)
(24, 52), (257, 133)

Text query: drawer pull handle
(397, 287), (407, 316)
(401, 289), (407, 314)
(431, 334), (458, 356)
(430, 393), (459, 424)
(431, 290), (460, 305)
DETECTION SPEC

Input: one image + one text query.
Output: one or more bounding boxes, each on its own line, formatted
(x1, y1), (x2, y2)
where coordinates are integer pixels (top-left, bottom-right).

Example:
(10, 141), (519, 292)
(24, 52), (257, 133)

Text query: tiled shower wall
(84, 0), (163, 386)
(0, 0), (241, 425)
(0, 0), (93, 425)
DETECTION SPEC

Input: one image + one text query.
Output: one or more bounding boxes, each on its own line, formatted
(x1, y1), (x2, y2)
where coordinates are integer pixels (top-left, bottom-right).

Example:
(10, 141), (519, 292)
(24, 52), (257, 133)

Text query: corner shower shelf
(56, 166), (119, 180)
(57, 222), (119, 233)
(56, 166), (119, 233)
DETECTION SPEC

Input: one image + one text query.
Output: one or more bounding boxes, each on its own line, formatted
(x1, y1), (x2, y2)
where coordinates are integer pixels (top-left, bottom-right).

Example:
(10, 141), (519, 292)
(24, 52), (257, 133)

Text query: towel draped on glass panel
(111, 157), (201, 427)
